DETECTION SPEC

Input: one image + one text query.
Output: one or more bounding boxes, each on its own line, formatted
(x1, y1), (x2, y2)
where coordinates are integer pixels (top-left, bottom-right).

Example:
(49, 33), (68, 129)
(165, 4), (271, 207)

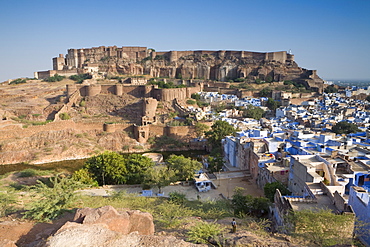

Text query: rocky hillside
(0, 205), (302, 247)
(0, 80), (147, 164)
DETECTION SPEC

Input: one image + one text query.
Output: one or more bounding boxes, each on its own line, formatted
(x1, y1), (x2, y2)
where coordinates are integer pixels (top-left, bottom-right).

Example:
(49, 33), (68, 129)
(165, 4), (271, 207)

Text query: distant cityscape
(328, 79), (370, 87)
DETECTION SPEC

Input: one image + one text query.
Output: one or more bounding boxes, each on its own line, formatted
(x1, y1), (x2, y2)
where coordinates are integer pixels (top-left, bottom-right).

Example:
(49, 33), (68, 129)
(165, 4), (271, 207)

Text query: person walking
(231, 218), (237, 233)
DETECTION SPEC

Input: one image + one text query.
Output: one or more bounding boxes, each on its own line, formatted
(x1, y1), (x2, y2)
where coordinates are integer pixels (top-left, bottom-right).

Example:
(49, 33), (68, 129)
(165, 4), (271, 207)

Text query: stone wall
(165, 126), (192, 138)
(37, 46), (324, 86)
(0, 120), (106, 140)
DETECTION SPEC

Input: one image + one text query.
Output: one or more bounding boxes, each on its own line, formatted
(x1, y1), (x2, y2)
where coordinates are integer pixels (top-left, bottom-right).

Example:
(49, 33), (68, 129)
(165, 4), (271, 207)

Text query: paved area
(77, 171), (264, 201)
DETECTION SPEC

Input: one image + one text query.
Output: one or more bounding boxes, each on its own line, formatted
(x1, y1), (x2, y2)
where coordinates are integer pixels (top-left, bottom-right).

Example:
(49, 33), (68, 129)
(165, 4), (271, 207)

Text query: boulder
(46, 221), (201, 247)
(73, 205), (155, 235)
(0, 239), (17, 247)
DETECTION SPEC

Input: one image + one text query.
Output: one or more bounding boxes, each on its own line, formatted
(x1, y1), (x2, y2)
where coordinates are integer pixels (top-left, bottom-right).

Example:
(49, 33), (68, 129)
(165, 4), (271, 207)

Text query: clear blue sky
(1, 0), (369, 82)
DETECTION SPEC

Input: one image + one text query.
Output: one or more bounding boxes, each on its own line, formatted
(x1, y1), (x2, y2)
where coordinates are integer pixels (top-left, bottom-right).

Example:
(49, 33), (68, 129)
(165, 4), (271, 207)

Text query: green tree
(84, 151), (127, 185)
(263, 181), (291, 202)
(125, 154), (154, 184)
(194, 122), (210, 138)
(259, 87), (272, 97)
(205, 120), (236, 152)
(191, 93), (201, 100)
(23, 176), (80, 221)
(144, 165), (175, 193)
(266, 97), (280, 111)
(242, 104), (265, 120)
(166, 154), (202, 181)
(332, 121), (360, 134)
(324, 85), (338, 94)
(207, 154), (224, 173)
(59, 112), (71, 120)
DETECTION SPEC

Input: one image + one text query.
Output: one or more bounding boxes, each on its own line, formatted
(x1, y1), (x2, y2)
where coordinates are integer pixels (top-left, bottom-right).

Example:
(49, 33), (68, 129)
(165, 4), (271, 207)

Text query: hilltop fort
(0, 46), (329, 165)
(36, 46), (324, 92)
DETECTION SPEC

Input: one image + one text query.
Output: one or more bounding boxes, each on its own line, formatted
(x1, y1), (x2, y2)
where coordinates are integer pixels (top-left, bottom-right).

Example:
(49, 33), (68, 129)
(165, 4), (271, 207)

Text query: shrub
(154, 202), (193, 228)
(18, 168), (39, 177)
(197, 199), (232, 219)
(259, 87), (272, 97)
(287, 208), (355, 246)
(0, 192), (17, 217)
(324, 85), (338, 94)
(186, 99), (196, 105)
(23, 176), (80, 221)
(9, 78), (27, 84)
(69, 74), (92, 84)
(43, 74), (65, 82)
(169, 191), (187, 205)
(72, 168), (99, 187)
(59, 112), (71, 120)
(133, 145), (144, 150)
(191, 93), (201, 100)
(232, 187), (271, 217)
(187, 220), (225, 245)
(233, 78), (245, 82)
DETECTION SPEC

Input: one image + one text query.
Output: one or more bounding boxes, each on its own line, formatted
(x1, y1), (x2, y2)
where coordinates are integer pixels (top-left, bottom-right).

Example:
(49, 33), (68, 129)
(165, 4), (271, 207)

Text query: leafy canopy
(125, 154), (154, 184)
(84, 151), (128, 185)
(332, 121), (360, 135)
(144, 165), (175, 193)
(266, 97), (280, 111)
(263, 181), (291, 202)
(242, 104), (265, 120)
(205, 120), (236, 151)
(194, 122), (210, 138)
(81, 152), (154, 186)
(166, 154), (202, 181)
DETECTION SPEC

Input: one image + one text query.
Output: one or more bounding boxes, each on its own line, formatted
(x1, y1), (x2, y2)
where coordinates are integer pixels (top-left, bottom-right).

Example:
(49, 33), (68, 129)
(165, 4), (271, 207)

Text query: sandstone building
(35, 45), (324, 92)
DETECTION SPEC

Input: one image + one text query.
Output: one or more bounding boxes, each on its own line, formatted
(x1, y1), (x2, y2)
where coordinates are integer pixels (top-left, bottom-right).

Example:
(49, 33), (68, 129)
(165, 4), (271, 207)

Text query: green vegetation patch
(69, 73), (92, 84)
(43, 74), (65, 82)
(9, 78), (27, 85)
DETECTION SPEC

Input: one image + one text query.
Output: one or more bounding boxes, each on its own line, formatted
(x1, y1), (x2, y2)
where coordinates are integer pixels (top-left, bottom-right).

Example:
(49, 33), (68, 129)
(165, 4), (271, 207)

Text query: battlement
(51, 46), (294, 71)
(35, 46), (318, 83)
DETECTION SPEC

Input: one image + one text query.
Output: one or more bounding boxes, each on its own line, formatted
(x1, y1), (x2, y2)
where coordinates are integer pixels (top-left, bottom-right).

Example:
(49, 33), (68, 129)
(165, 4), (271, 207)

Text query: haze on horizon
(0, 0), (369, 82)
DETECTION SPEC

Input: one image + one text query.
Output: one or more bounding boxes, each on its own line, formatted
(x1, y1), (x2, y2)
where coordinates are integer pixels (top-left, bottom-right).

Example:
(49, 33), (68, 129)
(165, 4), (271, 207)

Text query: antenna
(288, 49), (292, 55)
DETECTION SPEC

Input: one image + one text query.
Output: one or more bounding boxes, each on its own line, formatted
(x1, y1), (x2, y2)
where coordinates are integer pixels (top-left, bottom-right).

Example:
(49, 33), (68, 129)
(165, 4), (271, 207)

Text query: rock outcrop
(72, 206), (155, 235)
(44, 206), (200, 247)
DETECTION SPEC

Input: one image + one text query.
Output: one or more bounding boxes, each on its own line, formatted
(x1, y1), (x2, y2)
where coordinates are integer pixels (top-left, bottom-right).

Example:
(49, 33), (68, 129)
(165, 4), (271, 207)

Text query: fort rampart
(66, 83), (202, 101)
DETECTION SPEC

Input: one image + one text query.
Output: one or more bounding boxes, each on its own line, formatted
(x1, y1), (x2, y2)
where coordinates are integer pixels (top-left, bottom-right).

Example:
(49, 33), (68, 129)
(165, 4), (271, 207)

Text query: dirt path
(78, 171), (264, 200)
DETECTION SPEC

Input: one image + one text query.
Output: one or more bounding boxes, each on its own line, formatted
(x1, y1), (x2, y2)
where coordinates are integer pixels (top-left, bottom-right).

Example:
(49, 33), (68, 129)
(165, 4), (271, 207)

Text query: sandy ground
(78, 171), (264, 200)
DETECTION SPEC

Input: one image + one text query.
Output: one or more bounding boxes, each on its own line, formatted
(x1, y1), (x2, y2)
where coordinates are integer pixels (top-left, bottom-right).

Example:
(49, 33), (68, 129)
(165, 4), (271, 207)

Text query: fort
(0, 46), (328, 164)
(35, 46), (324, 92)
